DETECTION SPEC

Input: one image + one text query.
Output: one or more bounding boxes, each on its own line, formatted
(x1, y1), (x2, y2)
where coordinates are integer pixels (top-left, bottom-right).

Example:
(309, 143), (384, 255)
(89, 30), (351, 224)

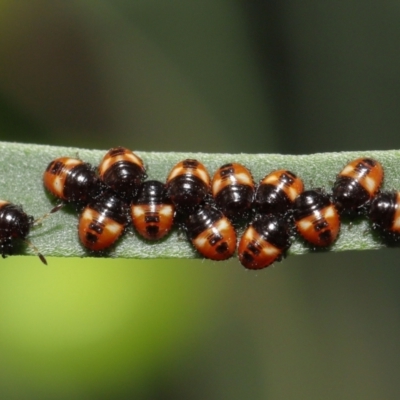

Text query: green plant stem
(1, 141), (398, 259)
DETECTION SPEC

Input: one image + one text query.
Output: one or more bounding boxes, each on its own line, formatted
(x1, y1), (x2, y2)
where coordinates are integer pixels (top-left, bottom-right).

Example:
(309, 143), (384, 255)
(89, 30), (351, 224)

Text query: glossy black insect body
(254, 170), (304, 215)
(166, 159), (211, 212)
(0, 200), (60, 264)
(98, 147), (147, 201)
(369, 191), (400, 241)
(332, 158), (384, 215)
(43, 157), (101, 205)
(211, 163), (255, 219)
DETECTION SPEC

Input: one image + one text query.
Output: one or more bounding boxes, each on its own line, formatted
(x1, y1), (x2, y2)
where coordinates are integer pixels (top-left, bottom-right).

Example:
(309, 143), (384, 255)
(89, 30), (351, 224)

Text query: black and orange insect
(131, 180), (174, 240)
(98, 147), (146, 201)
(238, 214), (291, 270)
(166, 159), (210, 212)
(211, 163), (255, 219)
(254, 169), (304, 215)
(43, 157), (101, 205)
(332, 158), (383, 215)
(184, 205), (236, 260)
(293, 189), (340, 247)
(78, 192), (129, 252)
(369, 191), (400, 240)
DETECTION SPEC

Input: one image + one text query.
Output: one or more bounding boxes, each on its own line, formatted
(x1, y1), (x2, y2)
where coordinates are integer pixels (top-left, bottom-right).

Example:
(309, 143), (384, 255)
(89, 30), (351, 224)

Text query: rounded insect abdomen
(293, 190), (340, 247)
(185, 205), (236, 260)
(131, 181), (174, 240)
(238, 214), (291, 270)
(43, 157), (100, 204)
(98, 147), (146, 201)
(0, 201), (32, 241)
(332, 158), (384, 215)
(212, 163), (254, 219)
(254, 169), (304, 215)
(79, 192), (129, 252)
(369, 191), (400, 234)
(166, 159), (210, 212)
(0, 200), (34, 260)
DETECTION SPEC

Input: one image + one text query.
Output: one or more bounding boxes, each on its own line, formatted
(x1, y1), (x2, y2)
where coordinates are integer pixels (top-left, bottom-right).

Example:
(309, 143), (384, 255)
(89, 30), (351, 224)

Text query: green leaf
(1, 141), (398, 259)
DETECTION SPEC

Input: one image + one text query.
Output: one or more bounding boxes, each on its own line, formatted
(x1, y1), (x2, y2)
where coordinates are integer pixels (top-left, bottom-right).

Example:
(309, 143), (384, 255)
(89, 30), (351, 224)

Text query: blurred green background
(0, 1), (400, 399)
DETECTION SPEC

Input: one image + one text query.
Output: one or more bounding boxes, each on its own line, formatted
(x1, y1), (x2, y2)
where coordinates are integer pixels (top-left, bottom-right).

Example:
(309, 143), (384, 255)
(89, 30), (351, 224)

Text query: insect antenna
(24, 239), (47, 265)
(33, 203), (64, 226)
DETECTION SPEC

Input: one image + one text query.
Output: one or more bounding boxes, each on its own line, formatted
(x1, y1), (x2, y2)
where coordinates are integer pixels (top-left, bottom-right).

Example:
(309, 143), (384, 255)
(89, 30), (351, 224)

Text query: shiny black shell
(212, 163), (255, 219)
(215, 185), (254, 216)
(166, 159), (210, 212)
(79, 192), (129, 252)
(98, 147), (147, 201)
(131, 181), (175, 240)
(184, 205), (236, 260)
(135, 181), (169, 205)
(254, 170), (304, 215)
(44, 157), (101, 204)
(0, 201), (33, 258)
(185, 206), (222, 240)
(369, 191), (400, 236)
(238, 214), (291, 270)
(332, 158), (384, 215)
(293, 190), (340, 247)
(293, 190), (331, 219)
(248, 214), (290, 250)
(64, 164), (101, 203)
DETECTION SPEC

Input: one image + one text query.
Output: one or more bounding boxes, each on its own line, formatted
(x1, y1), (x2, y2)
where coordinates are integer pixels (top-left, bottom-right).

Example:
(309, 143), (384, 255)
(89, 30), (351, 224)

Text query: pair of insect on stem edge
(0, 149), (396, 270)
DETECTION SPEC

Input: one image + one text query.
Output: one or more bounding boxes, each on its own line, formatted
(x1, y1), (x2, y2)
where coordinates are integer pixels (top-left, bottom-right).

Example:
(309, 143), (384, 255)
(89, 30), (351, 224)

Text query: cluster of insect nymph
(0, 148), (398, 269)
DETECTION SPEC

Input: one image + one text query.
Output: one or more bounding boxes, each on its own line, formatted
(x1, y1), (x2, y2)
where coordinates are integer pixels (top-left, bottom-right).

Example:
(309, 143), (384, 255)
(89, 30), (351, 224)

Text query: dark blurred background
(0, 1), (400, 399)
